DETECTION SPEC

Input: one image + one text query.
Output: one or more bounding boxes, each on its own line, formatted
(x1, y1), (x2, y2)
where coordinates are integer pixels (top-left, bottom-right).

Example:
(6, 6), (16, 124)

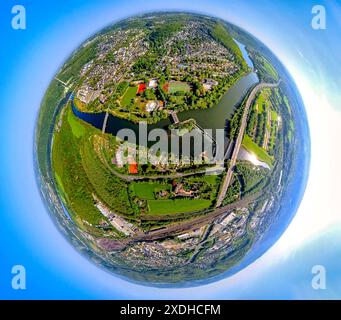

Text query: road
(55, 77), (69, 88)
(215, 80), (281, 208)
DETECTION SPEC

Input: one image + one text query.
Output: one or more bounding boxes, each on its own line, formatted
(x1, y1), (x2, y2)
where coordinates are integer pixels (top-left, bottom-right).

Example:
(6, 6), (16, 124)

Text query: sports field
(168, 81), (191, 94)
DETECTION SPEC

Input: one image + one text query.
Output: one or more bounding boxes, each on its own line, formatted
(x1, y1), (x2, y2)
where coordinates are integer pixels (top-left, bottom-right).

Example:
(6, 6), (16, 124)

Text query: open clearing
(131, 182), (172, 200)
(242, 134), (273, 166)
(121, 86), (137, 107)
(67, 108), (85, 138)
(148, 199), (211, 215)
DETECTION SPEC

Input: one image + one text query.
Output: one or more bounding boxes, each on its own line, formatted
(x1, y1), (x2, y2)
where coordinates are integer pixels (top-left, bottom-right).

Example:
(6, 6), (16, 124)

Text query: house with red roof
(129, 163), (138, 174)
(137, 83), (146, 94)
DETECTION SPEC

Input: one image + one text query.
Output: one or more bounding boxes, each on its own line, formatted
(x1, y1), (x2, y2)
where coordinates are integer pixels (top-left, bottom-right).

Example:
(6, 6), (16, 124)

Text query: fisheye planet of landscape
(35, 12), (310, 286)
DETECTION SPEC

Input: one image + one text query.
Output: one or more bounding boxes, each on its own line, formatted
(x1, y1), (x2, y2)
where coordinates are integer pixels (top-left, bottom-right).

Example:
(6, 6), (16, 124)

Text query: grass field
(271, 110), (278, 121)
(288, 130), (293, 143)
(289, 120), (294, 131)
(257, 102), (264, 113)
(55, 172), (66, 198)
(169, 81), (191, 94)
(284, 95), (291, 115)
(255, 89), (271, 113)
(52, 108), (105, 226)
(256, 55), (279, 81)
(121, 86), (137, 107)
(263, 59), (279, 81)
(67, 108), (85, 138)
(201, 175), (219, 184)
(81, 135), (133, 215)
(147, 199), (211, 215)
(53, 105), (134, 229)
(242, 134), (273, 166)
(131, 182), (172, 200)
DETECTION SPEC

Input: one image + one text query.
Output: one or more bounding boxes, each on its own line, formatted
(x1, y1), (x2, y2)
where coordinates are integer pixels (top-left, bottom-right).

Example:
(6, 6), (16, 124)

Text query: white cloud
(272, 63), (341, 257)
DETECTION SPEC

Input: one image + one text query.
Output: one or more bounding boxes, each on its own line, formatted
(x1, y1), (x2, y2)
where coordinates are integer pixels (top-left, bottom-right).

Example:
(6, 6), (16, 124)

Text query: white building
(146, 100), (158, 113)
(148, 79), (158, 88)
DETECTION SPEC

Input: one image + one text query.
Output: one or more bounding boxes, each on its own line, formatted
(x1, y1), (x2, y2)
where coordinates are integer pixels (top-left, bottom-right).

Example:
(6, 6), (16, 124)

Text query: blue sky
(0, 0), (341, 299)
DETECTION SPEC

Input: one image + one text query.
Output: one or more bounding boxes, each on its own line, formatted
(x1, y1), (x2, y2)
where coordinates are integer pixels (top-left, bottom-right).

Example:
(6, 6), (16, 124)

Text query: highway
(215, 80), (281, 208)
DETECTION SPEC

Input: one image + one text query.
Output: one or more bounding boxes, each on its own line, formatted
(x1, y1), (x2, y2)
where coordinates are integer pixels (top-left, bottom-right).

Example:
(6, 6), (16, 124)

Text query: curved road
(215, 80), (281, 207)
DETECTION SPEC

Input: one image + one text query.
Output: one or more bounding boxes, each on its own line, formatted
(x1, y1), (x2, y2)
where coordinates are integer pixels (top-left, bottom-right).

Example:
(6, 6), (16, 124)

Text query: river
(234, 39), (254, 69)
(178, 72), (258, 130)
(178, 39), (258, 130)
(72, 71), (258, 134)
(72, 41), (259, 157)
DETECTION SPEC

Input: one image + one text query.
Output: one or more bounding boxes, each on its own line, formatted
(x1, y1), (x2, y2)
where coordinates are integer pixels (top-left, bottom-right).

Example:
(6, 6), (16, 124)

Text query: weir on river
(169, 111), (180, 124)
(102, 112), (109, 134)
